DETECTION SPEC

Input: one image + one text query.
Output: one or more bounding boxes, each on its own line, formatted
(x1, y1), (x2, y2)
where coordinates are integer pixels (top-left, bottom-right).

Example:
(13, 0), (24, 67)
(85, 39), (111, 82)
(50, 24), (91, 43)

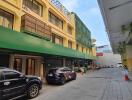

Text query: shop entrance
(0, 54), (9, 67)
(26, 58), (35, 75)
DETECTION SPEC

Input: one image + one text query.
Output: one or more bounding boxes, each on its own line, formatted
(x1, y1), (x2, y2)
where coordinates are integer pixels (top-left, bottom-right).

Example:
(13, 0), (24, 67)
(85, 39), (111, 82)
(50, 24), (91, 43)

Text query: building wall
(125, 45), (132, 71)
(0, 0), (96, 79)
(96, 52), (121, 67)
(0, 0), (94, 55)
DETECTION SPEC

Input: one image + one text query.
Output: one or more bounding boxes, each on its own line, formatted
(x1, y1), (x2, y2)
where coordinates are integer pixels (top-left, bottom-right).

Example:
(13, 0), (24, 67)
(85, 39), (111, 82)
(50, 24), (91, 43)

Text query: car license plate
(48, 74), (53, 76)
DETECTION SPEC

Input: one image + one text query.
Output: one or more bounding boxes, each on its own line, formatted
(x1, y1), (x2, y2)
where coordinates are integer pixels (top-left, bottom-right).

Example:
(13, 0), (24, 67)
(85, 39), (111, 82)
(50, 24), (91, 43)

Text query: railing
(49, 0), (71, 21)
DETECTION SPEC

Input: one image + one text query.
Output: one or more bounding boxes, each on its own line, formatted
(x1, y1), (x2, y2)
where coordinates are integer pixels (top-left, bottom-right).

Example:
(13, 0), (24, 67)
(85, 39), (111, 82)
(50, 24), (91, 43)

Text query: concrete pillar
(22, 56), (26, 74)
(126, 45), (132, 71)
(64, 38), (68, 48)
(63, 21), (67, 33)
(43, 5), (49, 23)
(13, 14), (21, 31)
(9, 54), (14, 69)
(72, 42), (76, 50)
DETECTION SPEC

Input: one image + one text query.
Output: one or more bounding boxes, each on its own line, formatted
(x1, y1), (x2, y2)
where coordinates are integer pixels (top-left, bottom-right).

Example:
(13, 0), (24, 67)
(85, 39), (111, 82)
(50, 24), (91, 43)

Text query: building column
(43, 5), (49, 23)
(22, 56), (26, 74)
(126, 45), (132, 71)
(64, 37), (68, 48)
(9, 54), (14, 69)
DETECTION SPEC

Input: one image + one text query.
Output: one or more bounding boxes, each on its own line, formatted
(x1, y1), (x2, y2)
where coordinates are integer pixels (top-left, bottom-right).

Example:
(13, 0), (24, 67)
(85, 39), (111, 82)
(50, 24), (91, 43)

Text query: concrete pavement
(33, 68), (132, 100)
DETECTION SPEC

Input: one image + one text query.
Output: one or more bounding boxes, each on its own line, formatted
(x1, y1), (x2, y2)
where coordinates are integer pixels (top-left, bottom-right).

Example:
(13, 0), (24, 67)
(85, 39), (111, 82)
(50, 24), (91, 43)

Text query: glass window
(14, 58), (22, 72)
(3, 71), (21, 80)
(76, 44), (79, 51)
(68, 41), (72, 49)
(82, 47), (84, 52)
(49, 12), (63, 29)
(23, 0), (43, 16)
(52, 34), (63, 45)
(0, 9), (14, 29)
(67, 26), (72, 35)
(26, 59), (35, 75)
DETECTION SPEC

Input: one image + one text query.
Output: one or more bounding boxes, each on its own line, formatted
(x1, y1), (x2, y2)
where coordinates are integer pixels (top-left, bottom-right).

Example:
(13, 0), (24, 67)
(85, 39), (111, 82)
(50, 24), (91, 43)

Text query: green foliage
(121, 22), (132, 33)
(117, 42), (126, 54)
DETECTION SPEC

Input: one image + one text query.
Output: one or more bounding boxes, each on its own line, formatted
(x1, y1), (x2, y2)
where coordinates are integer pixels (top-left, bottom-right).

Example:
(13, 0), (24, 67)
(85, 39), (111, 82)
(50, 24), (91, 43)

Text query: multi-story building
(98, 0), (132, 71)
(96, 45), (121, 67)
(0, 0), (96, 79)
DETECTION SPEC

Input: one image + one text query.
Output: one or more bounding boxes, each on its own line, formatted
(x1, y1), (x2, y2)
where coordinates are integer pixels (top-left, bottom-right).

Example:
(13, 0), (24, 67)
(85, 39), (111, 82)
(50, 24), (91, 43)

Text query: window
(68, 41), (72, 49)
(23, 0), (43, 16)
(49, 12), (63, 29)
(82, 47), (84, 52)
(0, 9), (14, 29)
(86, 49), (88, 53)
(14, 58), (22, 72)
(67, 25), (72, 35)
(76, 44), (79, 51)
(26, 59), (35, 75)
(3, 71), (21, 80)
(52, 34), (63, 45)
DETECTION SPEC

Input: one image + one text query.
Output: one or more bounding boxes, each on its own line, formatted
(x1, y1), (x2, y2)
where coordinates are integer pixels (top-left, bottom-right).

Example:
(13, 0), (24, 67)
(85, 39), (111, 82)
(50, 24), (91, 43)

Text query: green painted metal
(73, 13), (92, 48)
(0, 26), (96, 59)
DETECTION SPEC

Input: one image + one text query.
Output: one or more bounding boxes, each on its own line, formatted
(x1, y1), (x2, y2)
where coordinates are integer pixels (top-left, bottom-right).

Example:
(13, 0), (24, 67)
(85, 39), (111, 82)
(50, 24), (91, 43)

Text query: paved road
(33, 68), (132, 100)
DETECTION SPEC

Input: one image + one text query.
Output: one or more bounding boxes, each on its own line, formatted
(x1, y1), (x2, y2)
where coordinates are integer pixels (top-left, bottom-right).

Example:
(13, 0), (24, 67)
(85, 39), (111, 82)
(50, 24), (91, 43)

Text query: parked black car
(0, 67), (42, 100)
(46, 67), (76, 85)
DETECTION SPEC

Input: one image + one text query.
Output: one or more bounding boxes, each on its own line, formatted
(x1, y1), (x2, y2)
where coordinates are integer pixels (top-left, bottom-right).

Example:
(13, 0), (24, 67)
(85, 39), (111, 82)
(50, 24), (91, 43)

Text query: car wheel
(28, 84), (39, 99)
(60, 76), (66, 85)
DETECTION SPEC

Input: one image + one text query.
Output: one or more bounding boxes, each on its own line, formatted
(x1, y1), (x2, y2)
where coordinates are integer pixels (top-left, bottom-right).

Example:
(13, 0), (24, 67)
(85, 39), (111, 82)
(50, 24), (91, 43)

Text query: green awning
(0, 26), (96, 59)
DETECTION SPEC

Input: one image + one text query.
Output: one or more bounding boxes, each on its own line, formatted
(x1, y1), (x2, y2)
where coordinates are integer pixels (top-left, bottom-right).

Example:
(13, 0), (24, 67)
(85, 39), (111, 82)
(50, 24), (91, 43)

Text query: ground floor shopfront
(0, 53), (44, 78)
(0, 26), (96, 79)
(0, 53), (93, 79)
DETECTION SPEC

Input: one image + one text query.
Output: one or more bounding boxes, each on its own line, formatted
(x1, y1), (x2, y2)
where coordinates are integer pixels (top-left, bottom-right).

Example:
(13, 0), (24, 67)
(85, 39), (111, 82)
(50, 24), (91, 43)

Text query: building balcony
(21, 14), (52, 41)
(49, 0), (71, 21)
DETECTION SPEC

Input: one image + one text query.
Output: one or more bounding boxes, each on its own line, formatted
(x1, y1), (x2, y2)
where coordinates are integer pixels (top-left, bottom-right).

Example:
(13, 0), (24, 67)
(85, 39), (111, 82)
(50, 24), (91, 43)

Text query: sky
(60, 0), (110, 46)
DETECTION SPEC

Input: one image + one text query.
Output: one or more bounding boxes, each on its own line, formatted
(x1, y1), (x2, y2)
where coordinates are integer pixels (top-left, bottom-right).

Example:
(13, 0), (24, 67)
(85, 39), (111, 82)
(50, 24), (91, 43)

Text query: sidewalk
(33, 68), (132, 100)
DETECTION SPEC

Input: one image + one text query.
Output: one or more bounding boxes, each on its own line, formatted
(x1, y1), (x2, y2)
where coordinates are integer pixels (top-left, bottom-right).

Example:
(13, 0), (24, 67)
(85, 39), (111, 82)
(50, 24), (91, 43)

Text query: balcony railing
(49, 0), (71, 21)
(21, 14), (52, 40)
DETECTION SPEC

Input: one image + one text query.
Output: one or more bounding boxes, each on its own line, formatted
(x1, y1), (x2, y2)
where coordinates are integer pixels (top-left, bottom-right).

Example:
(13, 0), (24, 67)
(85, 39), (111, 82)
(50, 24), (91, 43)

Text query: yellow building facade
(0, 0), (96, 78)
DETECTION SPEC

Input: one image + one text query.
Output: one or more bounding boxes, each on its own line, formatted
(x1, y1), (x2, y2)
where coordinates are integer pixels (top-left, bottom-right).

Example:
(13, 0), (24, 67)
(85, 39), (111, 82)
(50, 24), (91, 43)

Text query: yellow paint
(0, 0), (96, 57)
(126, 58), (132, 71)
(92, 47), (96, 56)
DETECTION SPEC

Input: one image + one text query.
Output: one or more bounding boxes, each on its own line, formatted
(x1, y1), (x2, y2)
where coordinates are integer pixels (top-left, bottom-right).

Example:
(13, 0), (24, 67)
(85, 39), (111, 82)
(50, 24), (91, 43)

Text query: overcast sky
(60, 0), (110, 46)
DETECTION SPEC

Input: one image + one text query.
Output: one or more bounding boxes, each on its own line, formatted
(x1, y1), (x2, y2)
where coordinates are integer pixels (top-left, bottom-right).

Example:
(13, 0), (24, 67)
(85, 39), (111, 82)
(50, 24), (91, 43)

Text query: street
(32, 68), (132, 100)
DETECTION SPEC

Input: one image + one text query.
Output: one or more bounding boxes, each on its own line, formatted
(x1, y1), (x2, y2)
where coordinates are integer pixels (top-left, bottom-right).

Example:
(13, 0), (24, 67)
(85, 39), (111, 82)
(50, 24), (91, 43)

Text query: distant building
(96, 45), (121, 67)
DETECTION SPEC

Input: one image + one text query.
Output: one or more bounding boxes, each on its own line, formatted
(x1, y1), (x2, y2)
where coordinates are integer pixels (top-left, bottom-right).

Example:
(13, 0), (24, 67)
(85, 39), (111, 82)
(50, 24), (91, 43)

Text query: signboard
(96, 53), (103, 56)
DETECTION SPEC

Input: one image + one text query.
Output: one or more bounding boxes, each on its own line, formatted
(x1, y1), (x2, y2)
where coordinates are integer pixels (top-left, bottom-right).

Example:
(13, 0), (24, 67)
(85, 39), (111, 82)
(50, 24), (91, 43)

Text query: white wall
(96, 52), (121, 67)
